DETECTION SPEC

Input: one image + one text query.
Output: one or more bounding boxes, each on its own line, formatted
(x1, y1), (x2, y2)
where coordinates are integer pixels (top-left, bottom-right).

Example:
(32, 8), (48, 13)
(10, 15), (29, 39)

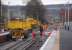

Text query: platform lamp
(1, 1), (2, 17)
(7, 2), (10, 23)
(64, 2), (67, 30)
(1, 1), (2, 29)
(67, 1), (70, 31)
(1, 2), (5, 31)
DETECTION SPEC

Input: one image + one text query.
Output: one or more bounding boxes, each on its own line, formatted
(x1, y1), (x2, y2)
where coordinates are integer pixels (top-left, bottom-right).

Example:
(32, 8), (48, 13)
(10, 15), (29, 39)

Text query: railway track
(0, 40), (22, 50)
(0, 40), (13, 46)
(26, 36), (48, 50)
(11, 34), (48, 50)
(16, 40), (35, 50)
(6, 37), (35, 50)
(0, 31), (48, 50)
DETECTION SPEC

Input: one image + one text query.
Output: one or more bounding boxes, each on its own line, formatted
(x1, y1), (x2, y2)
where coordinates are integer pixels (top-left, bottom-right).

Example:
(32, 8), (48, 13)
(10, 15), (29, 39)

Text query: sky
(1, 0), (72, 6)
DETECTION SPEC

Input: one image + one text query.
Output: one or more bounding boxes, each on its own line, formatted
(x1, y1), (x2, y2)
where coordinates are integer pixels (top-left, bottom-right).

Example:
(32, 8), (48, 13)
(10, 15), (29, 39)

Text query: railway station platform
(51, 30), (60, 50)
(40, 29), (60, 50)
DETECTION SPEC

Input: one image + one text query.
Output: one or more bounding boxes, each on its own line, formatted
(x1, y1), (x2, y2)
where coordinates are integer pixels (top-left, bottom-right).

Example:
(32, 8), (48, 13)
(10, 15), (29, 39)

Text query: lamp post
(1, 2), (2, 17)
(67, 1), (70, 30)
(64, 3), (67, 29)
(8, 2), (10, 22)
(1, 2), (2, 29)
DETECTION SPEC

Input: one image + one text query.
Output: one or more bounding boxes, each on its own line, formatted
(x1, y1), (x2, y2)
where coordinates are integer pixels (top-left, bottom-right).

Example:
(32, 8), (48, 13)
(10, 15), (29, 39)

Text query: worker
(43, 23), (48, 31)
(32, 29), (36, 41)
(40, 24), (43, 35)
(40, 24), (44, 40)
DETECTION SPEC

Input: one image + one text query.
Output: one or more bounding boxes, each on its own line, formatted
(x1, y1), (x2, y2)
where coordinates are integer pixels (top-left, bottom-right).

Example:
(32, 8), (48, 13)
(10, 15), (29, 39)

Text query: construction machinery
(5, 17), (40, 40)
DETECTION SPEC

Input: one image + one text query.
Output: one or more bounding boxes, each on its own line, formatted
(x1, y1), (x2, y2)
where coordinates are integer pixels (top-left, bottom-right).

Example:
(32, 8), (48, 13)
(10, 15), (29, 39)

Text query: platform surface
(51, 30), (60, 50)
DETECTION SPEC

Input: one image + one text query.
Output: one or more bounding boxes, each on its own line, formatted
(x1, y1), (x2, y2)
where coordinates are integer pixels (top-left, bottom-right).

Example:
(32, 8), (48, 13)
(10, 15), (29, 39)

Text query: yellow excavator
(5, 17), (40, 40)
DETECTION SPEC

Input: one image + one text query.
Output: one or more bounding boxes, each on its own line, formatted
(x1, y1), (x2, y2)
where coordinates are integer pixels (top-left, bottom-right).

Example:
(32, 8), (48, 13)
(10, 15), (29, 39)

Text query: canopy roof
(1, 0), (72, 6)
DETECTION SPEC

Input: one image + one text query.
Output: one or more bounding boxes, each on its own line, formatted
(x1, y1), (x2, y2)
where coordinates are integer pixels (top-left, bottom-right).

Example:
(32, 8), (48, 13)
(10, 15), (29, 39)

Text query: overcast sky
(1, 0), (72, 6)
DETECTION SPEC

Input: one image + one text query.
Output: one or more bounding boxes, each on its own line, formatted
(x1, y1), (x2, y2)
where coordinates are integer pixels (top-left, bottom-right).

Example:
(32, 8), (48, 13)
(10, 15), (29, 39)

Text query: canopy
(1, 0), (72, 6)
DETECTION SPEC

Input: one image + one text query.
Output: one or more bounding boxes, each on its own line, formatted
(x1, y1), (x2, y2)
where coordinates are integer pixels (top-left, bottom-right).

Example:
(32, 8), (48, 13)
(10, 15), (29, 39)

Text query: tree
(26, 0), (46, 24)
